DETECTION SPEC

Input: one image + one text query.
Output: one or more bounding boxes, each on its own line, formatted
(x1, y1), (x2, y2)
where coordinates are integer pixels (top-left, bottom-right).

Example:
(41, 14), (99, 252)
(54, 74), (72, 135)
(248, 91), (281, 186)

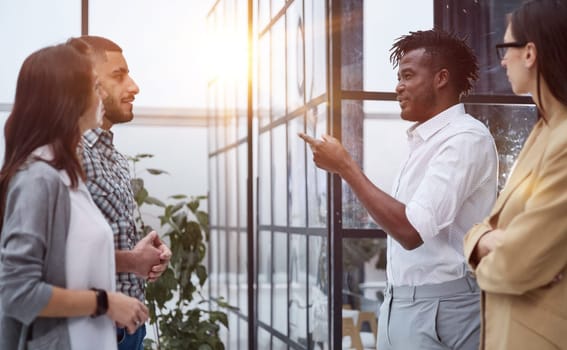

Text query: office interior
(0, 0), (535, 349)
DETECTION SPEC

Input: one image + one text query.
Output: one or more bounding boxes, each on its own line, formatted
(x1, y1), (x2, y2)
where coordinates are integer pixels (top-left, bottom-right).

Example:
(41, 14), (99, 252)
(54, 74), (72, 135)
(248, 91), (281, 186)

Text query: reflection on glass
(258, 327), (271, 350)
(342, 238), (385, 349)
(227, 148), (237, 227)
(217, 153), (227, 225)
(258, 132), (271, 225)
(238, 232), (247, 313)
(209, 229), (219, 297)
(289, 116), (307, 227)
(305, 0), (327, 102)
(309, 235), (329, 346)
(272, 20), (286, 120)
(238, 320), (249, 349)
(273, 125), (287, 226)
(273, 232), (288, 335)
(287, 0), (305, 113)
(207, 83), (218, 152)
(228, 312), (239, 349)
(437, 0), (523, 95)
(258, 34), (271, 128)
(289, 234), (307, 344)
(306, 104), (328, 227)
(228, 231), (238, 306)
(238, 144), (247, 227)
(468, 104), (537, 191)
(209, 156), (218, 227)
(258, 231), (272, 325)
(218, 230), (228, 301)
(361, 1), (433, 91)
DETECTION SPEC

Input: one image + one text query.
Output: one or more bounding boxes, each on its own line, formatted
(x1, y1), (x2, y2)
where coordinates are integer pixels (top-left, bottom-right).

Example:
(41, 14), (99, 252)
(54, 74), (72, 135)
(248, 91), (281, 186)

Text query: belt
(388, 274), (478, 300)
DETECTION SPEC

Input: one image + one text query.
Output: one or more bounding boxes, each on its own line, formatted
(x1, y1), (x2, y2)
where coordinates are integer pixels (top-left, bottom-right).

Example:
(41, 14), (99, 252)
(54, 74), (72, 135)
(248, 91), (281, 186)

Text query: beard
(102, 94), (134, 125)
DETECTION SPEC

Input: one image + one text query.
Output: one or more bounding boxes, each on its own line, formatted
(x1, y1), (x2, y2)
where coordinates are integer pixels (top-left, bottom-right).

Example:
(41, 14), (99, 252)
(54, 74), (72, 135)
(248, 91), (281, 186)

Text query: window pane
(227, 148), (238, 227)
(273, 232), (288, 335)
(0, 0), (80, 103)
(258, 231), (272, 325)
(342, 100), (411, 229)
(467, 104), (537, 191)
(305, 0), (327, 102)
(306, 104), (328, 228)
(342, 0), (433, 91)
(272, 20), (287, 120)
(258, 33), (271, 128)
(289, 116), (307, 227)
(228, 231), (238, 306)
(309, 235), (329, 345)
(239, 232), (248, 313)
(238, 144), (248, 227)
(259, 131), (272, 225)
(90, 0), (210, 108)
(289, 234), (307, 344)
(273, 124), (287, 226)
(287, 0), (305, 113)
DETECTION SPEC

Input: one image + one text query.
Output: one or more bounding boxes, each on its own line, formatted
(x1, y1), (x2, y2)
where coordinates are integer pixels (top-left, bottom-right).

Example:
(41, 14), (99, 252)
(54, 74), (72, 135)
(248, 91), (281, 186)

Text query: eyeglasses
(495, 42), (527, 60)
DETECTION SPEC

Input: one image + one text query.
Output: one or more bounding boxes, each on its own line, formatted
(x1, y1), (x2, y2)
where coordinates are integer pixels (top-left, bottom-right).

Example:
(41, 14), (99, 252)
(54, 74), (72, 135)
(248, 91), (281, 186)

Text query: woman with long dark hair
(465, 0), (567, 348)
(0, 39), (148, 349)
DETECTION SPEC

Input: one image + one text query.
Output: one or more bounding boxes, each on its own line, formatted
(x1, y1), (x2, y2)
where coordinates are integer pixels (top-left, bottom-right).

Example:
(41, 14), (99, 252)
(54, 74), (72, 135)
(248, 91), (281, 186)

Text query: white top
(31, 146), (117, 349)
(388, 104), (498, 286)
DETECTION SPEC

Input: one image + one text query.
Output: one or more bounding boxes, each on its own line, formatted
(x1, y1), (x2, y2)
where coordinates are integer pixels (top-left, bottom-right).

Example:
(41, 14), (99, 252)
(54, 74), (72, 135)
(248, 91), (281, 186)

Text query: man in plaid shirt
(79, 36), (171, 350)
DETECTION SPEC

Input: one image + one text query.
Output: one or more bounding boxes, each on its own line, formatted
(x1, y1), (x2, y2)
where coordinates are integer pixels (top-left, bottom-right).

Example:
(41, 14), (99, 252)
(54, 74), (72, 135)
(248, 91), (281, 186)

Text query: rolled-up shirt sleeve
(405, 131), (497, 242)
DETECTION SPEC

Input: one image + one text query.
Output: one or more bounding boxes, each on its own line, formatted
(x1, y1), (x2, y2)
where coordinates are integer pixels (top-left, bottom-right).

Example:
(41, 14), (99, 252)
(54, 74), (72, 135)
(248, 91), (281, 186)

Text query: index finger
(298, 132), (317, 146)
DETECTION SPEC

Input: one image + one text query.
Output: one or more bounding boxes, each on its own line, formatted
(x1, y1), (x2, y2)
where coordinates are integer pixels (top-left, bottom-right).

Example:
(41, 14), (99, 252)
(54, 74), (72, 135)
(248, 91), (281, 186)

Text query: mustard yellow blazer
(464, 112), (567, 350)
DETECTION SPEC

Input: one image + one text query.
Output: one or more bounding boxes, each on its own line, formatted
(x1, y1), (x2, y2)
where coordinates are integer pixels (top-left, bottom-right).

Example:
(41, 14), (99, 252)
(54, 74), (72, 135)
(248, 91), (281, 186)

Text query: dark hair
(76, 35), (122, 62)
(510, 0), (567, 111)
(0, 40), (94, 224)
(390, 29), (479, 97)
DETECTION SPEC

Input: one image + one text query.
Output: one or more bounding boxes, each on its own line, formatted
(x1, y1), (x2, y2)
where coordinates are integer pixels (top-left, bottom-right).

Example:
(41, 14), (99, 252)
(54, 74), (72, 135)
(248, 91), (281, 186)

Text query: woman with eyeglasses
(464, 0), (567, 349)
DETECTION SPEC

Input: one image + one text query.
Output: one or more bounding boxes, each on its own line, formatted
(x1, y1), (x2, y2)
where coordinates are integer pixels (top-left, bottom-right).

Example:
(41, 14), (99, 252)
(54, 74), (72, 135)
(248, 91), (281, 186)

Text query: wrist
(90, 288), (109, 317)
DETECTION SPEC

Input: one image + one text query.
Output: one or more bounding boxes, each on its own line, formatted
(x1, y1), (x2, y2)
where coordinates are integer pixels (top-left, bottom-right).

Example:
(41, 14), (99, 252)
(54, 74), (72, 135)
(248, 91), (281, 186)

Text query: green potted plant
(128, 154), (231, 350)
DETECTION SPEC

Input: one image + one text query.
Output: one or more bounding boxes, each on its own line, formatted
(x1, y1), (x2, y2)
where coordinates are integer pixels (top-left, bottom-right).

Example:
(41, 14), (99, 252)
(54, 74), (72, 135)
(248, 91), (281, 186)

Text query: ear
(435, 68), (450, 89)
(523, 42), (537, 69)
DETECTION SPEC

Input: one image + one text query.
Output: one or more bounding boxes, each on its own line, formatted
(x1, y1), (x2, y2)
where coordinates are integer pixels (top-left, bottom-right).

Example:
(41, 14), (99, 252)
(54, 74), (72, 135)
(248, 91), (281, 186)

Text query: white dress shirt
(387, 104), (498, 286)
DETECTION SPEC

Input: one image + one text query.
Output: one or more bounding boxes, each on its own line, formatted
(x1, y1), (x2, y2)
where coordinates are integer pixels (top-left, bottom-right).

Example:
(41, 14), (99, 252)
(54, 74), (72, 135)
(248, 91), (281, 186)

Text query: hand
(474, 229), (504, 262)
(298, 133), (353, 175)
(131, 231), (162, 279)
(106, 292), (149, 335)
(147, 234), (172, 282)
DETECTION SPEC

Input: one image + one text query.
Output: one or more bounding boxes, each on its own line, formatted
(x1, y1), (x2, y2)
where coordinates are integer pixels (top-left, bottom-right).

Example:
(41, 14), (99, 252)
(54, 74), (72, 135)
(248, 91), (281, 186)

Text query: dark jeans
(117, 324), (146, 350)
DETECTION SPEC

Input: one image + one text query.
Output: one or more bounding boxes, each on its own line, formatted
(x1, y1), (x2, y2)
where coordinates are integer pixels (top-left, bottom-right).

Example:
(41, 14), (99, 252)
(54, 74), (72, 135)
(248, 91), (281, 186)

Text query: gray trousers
(377, 275), (480, 350)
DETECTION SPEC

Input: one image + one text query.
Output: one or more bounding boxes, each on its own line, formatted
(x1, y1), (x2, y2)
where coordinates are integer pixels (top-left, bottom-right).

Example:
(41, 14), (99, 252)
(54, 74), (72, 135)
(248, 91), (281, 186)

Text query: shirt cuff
(405, 200), (438, 242)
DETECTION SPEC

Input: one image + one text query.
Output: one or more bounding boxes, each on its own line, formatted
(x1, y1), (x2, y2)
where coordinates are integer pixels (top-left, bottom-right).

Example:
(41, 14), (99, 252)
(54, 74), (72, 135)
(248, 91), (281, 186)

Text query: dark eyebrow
(111, 67), (129, 75)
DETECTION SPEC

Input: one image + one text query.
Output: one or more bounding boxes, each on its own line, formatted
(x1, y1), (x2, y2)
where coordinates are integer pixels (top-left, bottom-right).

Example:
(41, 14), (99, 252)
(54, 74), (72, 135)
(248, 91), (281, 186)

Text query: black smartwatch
(90, 288), (109, 318)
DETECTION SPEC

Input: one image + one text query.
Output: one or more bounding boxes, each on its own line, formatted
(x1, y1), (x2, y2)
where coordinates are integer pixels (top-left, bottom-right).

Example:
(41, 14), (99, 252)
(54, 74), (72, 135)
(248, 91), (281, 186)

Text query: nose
(128, 76), (140, 95)
(395, 81), (404, 94)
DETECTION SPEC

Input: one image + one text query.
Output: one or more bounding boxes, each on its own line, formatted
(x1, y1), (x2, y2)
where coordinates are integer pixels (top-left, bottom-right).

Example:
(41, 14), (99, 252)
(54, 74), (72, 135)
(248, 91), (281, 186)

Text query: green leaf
(146, 168), (169, 175)
(135, 153), (154, 159)
(144, 196), (166, 207)
(170, 194), (188, 200)
(196, 265), (207, 286)
(134, 187), (148, 207)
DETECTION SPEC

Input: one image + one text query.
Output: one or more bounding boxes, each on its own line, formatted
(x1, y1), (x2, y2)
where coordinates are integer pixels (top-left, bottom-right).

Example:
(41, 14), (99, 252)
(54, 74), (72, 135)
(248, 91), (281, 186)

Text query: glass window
(258, 131), (272, 225)
(305, 0), (327, 102)
(0, 0), (80, 103)
(306, 104), (328, 228)
(342, 100), (411, 229)
(272, 20), (287, 120)
(289, 116), (307, 227)
(273, 232), (288, 335)
(287, 0), (305, 113)
(272, 124), (287, 226)
(289, 234), (307, 343)
(351, 1), (434, 92)
(258, 231), (272, 325)
(467, 104), (537, 191)
(89, 0), (211, 109)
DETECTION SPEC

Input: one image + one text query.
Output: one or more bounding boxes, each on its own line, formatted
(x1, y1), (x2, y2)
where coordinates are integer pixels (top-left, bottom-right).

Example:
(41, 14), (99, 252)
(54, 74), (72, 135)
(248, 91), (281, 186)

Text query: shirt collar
(83, 127), (114, 148)
(406, 103), (465, 142)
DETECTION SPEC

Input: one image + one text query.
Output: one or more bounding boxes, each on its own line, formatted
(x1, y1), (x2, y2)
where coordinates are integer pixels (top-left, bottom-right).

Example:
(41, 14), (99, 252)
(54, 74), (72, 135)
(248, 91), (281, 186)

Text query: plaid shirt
(82, 128), (144, 301)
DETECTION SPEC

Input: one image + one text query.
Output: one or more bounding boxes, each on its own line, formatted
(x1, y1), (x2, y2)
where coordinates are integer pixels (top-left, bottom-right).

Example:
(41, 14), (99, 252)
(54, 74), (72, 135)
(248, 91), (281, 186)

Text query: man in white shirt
(300, 29), (497, 349)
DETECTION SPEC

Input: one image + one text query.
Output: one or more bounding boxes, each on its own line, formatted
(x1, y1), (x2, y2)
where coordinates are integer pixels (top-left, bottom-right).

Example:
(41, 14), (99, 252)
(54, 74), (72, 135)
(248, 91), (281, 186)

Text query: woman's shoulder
(10, 161), (68, 193)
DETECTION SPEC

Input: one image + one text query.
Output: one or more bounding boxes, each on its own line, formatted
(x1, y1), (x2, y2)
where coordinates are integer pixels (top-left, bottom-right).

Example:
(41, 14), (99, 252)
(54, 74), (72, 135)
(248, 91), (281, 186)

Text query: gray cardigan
(0, 161), (72, 350)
